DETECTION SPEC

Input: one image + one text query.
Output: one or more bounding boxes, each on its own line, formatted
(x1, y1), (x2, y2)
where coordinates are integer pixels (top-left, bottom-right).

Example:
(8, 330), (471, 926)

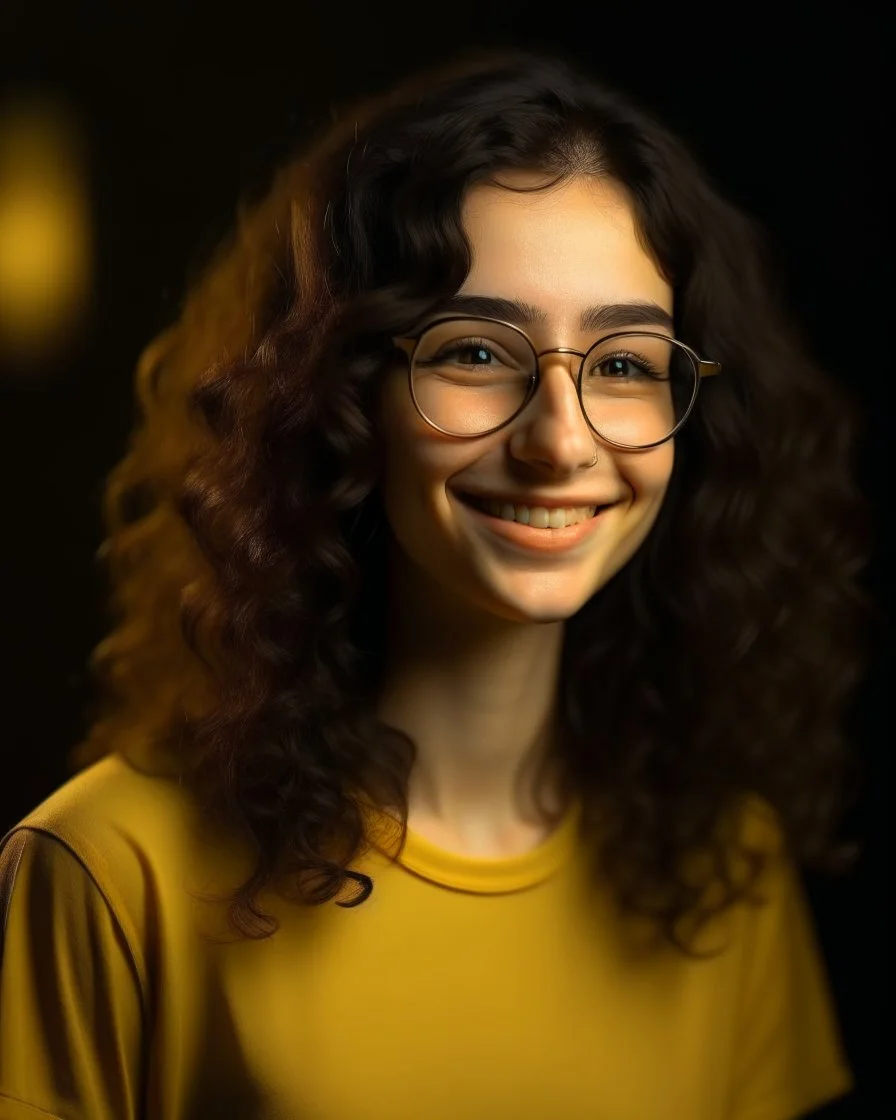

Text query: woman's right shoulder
(2, 752), (196, 877)
(0, 754), (194, 1117)
(0, 752), (231, 961)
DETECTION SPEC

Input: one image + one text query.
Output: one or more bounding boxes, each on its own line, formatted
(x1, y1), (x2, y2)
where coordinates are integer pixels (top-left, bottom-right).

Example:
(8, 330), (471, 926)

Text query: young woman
(0, 47), (874, 1119)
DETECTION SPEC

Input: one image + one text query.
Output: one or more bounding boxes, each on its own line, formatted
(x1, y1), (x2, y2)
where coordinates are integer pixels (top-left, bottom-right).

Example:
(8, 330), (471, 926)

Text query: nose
(530, 347), (590, 422)
(510, 348), (599, 468)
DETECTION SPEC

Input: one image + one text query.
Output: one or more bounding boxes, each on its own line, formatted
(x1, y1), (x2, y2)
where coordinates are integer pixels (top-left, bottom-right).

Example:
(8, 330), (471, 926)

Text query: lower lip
(458, 496), (611, 553)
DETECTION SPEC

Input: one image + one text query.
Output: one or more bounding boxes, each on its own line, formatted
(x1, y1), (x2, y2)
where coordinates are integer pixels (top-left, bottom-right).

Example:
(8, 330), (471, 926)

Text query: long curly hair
(69, 47), (878, 956)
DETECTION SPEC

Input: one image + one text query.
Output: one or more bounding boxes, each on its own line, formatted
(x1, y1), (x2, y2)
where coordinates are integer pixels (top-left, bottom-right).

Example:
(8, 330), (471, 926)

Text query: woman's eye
(460, 345), (493, 363)
(441, 343), (497, 364)
(593, 356), (649, 378)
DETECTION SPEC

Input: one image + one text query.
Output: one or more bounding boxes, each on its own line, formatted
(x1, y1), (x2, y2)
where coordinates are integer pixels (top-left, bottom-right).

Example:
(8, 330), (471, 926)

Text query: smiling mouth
(458, 493), (607, 519)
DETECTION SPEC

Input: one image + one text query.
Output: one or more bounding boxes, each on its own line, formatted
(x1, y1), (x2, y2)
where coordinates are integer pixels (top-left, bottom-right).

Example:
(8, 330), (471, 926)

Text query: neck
(374, 548), (569, 841)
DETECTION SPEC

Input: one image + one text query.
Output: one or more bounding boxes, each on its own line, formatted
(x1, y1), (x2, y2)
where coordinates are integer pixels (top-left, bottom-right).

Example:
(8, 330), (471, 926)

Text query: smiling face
(376, 171), (675, 628)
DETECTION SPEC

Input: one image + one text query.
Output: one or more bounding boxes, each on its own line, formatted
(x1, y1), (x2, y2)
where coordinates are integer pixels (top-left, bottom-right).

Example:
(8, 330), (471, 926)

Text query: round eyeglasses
(393, 316), (722, 451)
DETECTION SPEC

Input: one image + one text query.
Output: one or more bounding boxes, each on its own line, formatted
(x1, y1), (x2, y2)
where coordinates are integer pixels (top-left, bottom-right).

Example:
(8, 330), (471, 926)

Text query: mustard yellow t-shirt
(0, 753), (853, 1119)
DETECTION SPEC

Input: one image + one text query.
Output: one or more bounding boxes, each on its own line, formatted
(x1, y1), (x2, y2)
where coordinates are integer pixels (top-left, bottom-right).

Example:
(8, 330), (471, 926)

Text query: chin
(477, 583), (603, 626)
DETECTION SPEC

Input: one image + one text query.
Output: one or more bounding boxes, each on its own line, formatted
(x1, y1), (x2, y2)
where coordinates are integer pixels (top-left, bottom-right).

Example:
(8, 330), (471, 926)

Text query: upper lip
(456, 489), (615, 510)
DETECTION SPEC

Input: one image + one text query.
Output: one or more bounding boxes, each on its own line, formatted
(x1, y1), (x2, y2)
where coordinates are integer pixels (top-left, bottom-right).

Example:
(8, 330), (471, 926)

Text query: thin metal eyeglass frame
(392, 315), (723, 451)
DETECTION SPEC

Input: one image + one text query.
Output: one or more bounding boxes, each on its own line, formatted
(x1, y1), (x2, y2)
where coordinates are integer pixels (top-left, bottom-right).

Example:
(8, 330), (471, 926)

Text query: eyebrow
(428, 294), (674, 335)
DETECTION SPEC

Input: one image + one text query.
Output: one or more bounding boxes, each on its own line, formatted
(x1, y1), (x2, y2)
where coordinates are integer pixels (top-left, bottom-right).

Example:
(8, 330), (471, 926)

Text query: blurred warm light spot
(0, 97), (93, 373)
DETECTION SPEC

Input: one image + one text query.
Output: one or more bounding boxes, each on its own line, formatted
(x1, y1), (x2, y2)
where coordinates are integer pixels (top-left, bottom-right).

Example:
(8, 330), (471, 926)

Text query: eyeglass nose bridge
(533, 344), (588, 371)
(534, 345), (588, 361)
(531, 345), (590, 387)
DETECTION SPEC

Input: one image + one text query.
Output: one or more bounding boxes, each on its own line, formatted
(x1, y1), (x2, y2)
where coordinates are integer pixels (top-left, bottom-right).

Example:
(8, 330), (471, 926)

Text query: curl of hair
(70, 48), (879, 957)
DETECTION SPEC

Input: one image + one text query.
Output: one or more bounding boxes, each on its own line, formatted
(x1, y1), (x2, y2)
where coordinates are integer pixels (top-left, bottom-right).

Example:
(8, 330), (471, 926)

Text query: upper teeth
(474, 497), (598, 528)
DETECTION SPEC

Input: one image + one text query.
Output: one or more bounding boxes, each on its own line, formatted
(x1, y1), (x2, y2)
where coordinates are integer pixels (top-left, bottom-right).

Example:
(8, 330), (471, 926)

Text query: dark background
(2, 5), (890, 1117)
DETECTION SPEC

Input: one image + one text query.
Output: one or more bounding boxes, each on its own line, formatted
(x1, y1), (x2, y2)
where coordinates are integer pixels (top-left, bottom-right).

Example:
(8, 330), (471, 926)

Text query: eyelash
(593, 350), (663, 378)
(433, 338), (497, 361)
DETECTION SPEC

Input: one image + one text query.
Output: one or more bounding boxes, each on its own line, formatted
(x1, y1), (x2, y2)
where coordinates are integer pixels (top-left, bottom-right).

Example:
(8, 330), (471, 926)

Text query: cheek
(621, 442), (674, 505)
(379, 392), (474, 518)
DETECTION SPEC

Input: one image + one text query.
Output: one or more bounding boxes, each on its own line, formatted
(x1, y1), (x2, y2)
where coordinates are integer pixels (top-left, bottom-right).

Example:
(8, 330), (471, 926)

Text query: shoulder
(719, 797), (855, 1115)
(1, 753), (247, 967)
(2, 752), (198, 883)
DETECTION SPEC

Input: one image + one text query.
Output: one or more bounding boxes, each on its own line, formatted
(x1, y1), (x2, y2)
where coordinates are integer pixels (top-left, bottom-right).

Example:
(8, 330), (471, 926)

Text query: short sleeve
(728, 842), (855, 1120)
(0, 827), (144, 1120)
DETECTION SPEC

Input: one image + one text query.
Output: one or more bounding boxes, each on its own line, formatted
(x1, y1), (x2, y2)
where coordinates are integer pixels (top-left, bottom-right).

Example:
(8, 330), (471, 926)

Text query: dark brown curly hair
(69, 47), (878, 957)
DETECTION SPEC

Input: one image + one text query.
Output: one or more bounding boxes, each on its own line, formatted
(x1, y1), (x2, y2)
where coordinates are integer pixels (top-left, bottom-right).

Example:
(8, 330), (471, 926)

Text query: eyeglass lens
(411, 319), (698, 448)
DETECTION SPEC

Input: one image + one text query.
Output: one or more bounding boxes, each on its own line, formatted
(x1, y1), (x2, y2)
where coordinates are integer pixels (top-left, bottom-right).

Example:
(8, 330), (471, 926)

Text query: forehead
(459, 174), (671, 328)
